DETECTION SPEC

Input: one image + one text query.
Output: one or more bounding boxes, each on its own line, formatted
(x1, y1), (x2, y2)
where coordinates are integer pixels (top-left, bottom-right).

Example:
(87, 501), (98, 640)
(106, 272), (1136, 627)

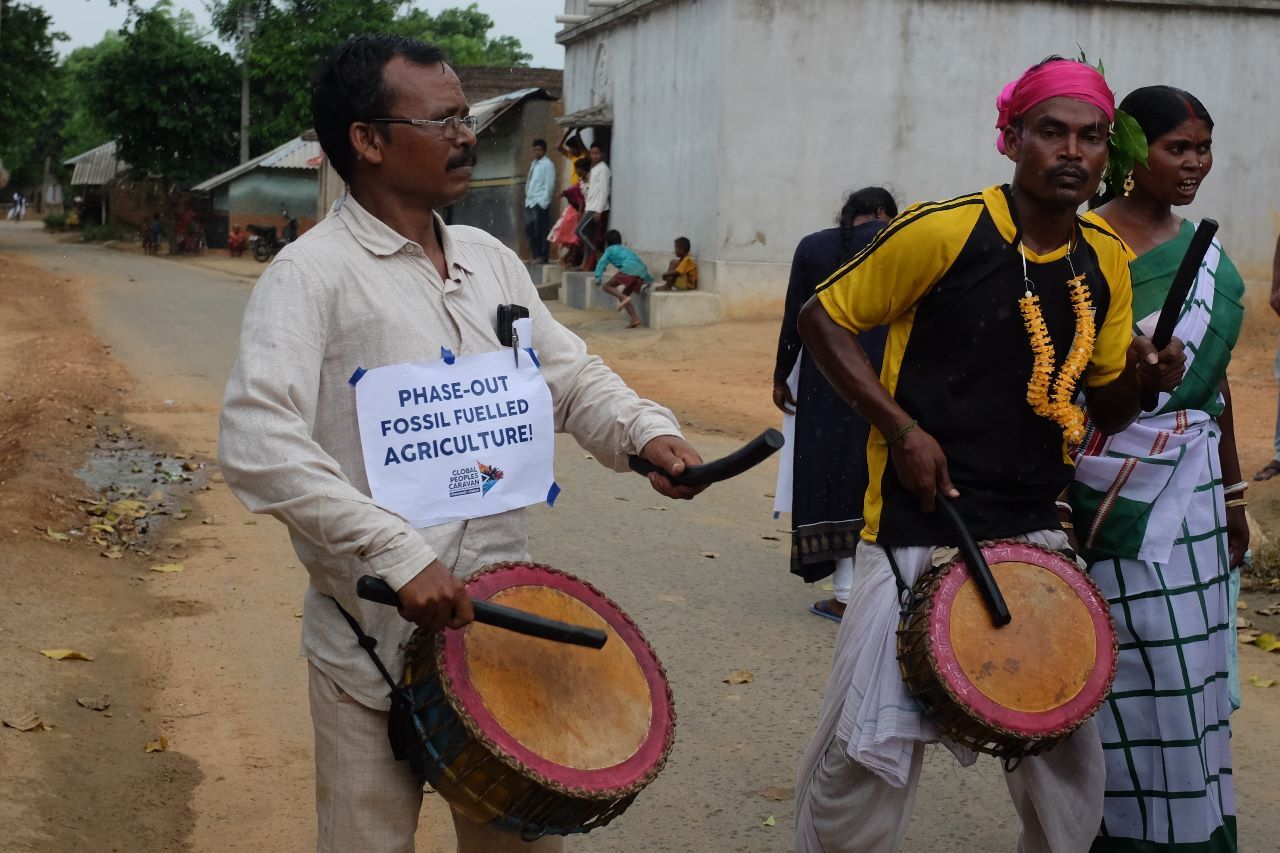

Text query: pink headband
(995, 60), (1115, 153)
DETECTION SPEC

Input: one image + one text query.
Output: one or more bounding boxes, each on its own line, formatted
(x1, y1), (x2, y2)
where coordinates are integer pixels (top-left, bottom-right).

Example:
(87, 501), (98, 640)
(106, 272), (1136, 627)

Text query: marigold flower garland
(1017, 256), (1096, 444)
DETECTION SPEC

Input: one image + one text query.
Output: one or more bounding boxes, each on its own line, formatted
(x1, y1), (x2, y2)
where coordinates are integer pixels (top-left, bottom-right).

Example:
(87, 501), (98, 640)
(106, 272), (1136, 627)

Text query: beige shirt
(219, 195), (681, 708)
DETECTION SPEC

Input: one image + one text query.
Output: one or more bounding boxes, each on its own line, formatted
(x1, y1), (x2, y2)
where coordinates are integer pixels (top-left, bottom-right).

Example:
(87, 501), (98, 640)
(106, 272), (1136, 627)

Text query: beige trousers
(803, 725), (1104, 853)
(309, 663), (564, 853)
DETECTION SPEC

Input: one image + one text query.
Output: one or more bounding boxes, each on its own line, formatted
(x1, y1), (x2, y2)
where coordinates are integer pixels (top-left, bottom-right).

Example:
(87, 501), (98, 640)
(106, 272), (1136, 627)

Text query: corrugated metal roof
(191, 136), (321, 192)
(470, 87), (551, 133)
(63, 140), (128, 187)
(556, 103), (612, 128)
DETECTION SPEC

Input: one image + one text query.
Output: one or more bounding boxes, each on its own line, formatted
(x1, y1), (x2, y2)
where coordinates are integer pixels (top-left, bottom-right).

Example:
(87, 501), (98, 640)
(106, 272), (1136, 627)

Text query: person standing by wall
(577, 143), (611, 269)
(524, 138), (555, 263)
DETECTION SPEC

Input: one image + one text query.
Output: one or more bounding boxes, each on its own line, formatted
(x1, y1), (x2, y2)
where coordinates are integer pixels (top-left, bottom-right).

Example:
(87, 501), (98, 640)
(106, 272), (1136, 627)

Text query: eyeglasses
(368, 115), (479, 140)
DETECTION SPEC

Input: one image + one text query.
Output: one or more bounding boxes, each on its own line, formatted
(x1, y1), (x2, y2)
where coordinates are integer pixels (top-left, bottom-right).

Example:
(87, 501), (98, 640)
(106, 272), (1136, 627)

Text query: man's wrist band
(1055, 500), (1074, 515)
(1223, 481), (1248, 496)
(882, 419), (918, 447)
(1225, 498), (1248, 509)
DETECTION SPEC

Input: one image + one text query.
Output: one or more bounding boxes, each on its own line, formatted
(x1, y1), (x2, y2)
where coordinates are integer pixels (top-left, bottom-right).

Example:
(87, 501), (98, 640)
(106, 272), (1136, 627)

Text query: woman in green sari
(1072, 86), (1245, 852)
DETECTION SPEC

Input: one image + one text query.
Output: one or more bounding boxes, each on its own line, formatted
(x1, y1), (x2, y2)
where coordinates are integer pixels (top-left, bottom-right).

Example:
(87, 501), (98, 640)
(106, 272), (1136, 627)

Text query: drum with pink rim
(897, 541), (1117, 759)
(395, 562), (675, 839)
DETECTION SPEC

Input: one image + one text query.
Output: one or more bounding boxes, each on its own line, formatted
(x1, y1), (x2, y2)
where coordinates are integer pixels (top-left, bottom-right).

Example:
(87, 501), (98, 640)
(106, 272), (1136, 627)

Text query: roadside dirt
(2, 237), (1279, 851)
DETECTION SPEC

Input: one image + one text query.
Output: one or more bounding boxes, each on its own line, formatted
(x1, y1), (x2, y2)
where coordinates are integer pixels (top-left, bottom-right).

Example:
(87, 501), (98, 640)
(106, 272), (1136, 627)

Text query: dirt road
(2, 221), (1278, 852)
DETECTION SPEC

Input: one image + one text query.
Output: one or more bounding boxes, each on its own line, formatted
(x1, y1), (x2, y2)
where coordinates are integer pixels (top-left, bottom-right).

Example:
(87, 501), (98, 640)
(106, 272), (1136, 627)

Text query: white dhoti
(795, 530), (1106, 852)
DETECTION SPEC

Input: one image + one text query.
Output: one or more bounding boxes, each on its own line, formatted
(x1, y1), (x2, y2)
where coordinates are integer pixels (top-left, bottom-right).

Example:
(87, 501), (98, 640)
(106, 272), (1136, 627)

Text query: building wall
(450, 97), (565, 257)
(561, 0), (727, 285)
(224, 169), (319, 236)
(562, 0), (1280, 316)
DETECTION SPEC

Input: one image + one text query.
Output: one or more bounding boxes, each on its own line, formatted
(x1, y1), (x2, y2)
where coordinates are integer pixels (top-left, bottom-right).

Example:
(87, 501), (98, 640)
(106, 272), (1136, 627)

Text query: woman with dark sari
(1073, 86), (1244, 852)
(773, 187), (896, 621)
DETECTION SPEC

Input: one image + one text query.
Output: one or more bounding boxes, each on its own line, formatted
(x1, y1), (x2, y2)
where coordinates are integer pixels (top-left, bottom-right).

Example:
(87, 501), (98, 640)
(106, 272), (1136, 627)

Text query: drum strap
(331, 598), (404, 696)
(884, 547), (911, 602)
(330, 597), (431, 767)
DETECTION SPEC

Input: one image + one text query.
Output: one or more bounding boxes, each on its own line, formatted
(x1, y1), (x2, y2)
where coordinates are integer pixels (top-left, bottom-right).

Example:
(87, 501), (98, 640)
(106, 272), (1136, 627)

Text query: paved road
(5, 223), (1274, 851)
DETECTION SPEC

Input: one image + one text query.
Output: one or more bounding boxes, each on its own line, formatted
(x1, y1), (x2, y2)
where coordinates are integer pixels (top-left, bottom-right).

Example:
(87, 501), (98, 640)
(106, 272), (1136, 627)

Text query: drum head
(438, 563), (674, 797)
(928, 543), (1115, 738)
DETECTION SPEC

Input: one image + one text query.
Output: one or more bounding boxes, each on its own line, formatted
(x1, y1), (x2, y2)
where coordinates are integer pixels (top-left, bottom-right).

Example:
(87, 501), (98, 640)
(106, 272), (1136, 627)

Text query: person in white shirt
(575, 143), (611, 268)
(523, 138), (555, 263)
(219, 35), (704, 853)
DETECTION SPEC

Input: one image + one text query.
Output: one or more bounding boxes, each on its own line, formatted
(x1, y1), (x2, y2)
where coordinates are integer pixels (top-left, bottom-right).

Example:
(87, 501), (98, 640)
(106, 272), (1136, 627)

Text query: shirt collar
(338, 193), (474, 275)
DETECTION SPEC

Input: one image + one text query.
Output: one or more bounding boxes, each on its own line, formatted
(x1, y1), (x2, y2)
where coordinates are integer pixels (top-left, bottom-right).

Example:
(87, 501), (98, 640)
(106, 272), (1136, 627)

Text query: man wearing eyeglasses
(219, 34), (704, 853)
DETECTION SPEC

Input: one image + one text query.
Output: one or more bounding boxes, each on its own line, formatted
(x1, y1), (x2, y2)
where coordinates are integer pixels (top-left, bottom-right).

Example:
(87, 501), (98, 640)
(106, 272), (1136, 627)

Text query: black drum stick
(936, 494), (1012, 627)
(1142, 218), (1218, 412)
(356, 576), (607, 649)
(628, 428), (785, 486)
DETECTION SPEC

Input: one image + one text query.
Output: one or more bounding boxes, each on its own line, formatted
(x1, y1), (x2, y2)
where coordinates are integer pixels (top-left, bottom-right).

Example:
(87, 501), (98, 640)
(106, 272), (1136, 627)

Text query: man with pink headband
(791, 57), (1186, 852)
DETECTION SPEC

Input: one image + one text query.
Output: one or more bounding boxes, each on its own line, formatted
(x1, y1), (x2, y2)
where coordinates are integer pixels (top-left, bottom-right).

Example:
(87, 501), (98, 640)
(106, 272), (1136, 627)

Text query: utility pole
(238, 8), (257, 164)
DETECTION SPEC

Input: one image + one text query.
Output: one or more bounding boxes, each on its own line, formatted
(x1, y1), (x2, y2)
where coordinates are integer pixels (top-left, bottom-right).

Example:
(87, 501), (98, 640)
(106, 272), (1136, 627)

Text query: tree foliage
(0, 0), (65, 188)
(210, 0), (531, 154)
(82, 3), (240, 184)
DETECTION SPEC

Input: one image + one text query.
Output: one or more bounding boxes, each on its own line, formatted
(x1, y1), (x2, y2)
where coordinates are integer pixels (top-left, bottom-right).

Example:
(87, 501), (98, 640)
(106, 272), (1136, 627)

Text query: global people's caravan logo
(477, 461), (504, 496)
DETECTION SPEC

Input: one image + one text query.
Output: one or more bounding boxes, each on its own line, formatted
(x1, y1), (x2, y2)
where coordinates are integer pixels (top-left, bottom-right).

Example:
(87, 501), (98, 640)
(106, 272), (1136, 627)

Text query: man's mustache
(1047, 165), (1088, 181)
(447, 149), (477, 171)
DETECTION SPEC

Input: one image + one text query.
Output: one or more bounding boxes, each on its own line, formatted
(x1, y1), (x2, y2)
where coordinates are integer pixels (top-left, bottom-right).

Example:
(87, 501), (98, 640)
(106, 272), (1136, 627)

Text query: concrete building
(556, 0), (1280, 317)
(193, 134), (322, 248)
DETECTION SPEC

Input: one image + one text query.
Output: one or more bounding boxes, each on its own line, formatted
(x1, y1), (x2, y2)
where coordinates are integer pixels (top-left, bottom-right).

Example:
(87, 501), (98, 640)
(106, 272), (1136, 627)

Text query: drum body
(897, 542), (1117, 758)
(397, 562), (675, 838)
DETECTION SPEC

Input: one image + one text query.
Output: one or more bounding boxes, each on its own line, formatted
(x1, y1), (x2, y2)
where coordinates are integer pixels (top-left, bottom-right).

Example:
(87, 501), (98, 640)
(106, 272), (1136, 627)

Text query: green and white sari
(1071, 219), (1244, 852)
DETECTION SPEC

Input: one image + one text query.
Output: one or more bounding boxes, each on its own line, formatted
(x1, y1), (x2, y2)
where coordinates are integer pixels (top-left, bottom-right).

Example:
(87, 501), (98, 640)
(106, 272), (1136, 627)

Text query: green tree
(83, 3), (240, 184)
(395, 5), (531, 66)
(210, 1), (530, 155)
(0, 0), (66, 189)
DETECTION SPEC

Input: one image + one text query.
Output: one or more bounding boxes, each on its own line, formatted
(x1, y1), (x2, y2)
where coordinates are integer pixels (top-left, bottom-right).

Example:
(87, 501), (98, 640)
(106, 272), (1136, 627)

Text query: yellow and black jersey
(816, 184), (1133, 546)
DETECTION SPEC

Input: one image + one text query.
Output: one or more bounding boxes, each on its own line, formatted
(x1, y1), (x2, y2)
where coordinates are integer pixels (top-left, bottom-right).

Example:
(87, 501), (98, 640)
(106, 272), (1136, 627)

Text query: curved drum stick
(936, 494), (1012, 627)
(628, 428), (786, 486)
(1142, 218), (1218, 412)
(356, 576), (607, 649)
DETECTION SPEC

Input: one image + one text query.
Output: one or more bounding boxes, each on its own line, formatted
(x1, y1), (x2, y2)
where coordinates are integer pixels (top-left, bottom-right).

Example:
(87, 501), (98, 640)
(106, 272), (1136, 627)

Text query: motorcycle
(248, 206), (300, 263)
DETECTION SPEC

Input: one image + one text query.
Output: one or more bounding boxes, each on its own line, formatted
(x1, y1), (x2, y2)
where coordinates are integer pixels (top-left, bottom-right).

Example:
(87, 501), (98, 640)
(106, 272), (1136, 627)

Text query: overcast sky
(37, 0), (566, 68)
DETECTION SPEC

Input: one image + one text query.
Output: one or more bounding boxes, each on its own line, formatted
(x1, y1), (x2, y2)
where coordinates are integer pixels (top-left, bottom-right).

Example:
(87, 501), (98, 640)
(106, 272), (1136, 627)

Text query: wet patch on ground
(63, 417), (211, 558)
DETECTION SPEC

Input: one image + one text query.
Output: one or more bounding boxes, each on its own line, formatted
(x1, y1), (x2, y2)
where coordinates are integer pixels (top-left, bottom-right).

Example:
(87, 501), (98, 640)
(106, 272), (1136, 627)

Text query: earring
(1122, 171), (1135, 197)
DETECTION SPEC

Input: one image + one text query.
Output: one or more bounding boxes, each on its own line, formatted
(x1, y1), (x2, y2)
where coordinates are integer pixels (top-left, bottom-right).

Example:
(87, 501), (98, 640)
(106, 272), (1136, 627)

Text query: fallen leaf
(758, 785), (794, 801)
(100, 548), (125, 560)
(700, 551), (719, 559)
(293, 612), (303, 618)
(1237, 599), (1247, 610)
(614, 496), (630, 501)
(1238, 628), (1262, 643)
(40, 649), (94, 661)
(200, 516), (214, 525)
(820, 582), (834, 592)
(243, 520), (257, 526)
(724, 669), (754, 685)
(181, 461), (200, 472)
(77, 695), (111, 711)
(1237, 616), (1253, 629)
(145, 736), (169, 753)
(643, 505), (668, 511)
(44, 528), (70, 542)
(1258, 605), (1280, 617)
(763, 815), (777, 827)
(760, 535), (780, 541)
(1253, 633), (1280, 652)
(1248, 675), (1276, 688)
(3, 711), (44, 732)
(150, 563), (184, 573)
